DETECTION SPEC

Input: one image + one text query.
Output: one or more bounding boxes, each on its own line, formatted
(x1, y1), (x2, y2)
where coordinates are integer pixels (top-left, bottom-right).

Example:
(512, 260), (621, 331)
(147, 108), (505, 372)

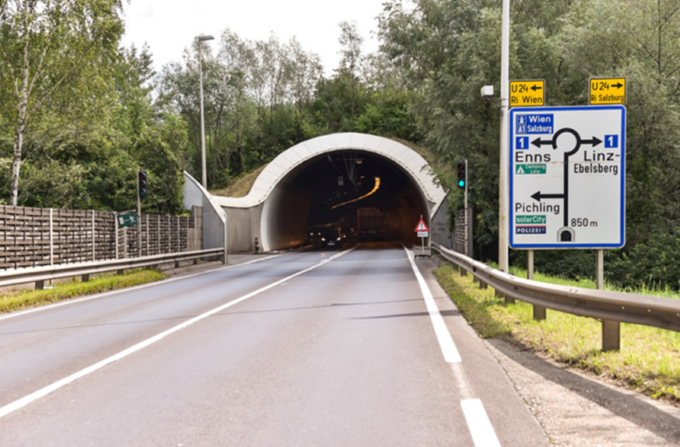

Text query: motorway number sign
(589, 77), (626, 105)
(510, 79), (545, 107)
(117, 212), (138, 228)
(509, 106), (626, 249)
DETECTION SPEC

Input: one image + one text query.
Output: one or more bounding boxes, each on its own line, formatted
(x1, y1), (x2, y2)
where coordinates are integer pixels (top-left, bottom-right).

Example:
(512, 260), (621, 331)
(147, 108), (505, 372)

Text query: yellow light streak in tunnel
(331, 177), (381, 210)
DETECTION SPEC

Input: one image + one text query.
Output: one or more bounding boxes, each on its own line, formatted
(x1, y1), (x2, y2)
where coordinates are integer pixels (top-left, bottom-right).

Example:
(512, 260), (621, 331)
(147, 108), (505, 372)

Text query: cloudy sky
(120, 0), (394, 75)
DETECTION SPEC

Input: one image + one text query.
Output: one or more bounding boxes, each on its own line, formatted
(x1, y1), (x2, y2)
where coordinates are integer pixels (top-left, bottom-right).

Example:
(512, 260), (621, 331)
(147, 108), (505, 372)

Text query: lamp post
(197, 34), (214, 189)
(498, 0), (510, 272)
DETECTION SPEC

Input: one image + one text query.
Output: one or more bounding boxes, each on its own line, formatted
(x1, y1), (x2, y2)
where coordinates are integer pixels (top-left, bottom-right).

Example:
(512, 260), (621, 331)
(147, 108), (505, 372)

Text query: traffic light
(457, 161), (467, 190)
(138, 170), (148, 200)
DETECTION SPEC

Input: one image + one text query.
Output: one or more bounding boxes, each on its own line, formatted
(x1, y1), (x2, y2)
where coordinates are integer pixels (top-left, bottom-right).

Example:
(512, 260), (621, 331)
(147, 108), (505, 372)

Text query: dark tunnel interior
(261, 150), (431, 250)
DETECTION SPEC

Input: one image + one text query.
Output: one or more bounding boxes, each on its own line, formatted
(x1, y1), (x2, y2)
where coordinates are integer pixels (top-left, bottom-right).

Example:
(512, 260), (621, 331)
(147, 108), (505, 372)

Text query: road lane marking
(0, 246), (358, 419)
(404, 247), (502, 447)
(0, 254), (281, 322)
(403, 246), (462, 363)
(462, 399), (503, 447)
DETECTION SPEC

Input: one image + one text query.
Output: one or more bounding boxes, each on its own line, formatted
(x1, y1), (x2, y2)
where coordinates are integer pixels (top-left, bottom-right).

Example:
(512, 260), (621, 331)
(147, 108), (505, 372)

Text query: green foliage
(435, 262), (680, 402)
(0, 269), (167, 314)
(434, 264), (511, 338)
(159, 28), (421, 190)
(378, 0), (680, 289)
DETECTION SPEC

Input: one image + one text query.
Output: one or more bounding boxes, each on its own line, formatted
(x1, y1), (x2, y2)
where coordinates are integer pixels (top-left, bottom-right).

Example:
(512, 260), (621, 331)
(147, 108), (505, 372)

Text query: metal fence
(453, 207), (473, 257)
(0, 205), (202, 270)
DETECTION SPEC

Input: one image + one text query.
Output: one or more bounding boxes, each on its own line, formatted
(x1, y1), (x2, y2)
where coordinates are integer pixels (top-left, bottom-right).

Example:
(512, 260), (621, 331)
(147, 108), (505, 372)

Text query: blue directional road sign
(509, 106), (626, 249)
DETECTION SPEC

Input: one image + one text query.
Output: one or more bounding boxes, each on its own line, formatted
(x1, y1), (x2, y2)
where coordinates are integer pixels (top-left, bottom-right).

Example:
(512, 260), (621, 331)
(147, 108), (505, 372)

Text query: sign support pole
(527, 250), (534, 280)
(598, 248), (620, 350)
(596, 249), (604, 290)
(499, 0), (510, 273)
(420, 214), (424, 257)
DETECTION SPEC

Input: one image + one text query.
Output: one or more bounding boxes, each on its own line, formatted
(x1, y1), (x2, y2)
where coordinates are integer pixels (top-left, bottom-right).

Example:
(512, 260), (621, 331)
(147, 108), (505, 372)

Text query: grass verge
(434, 263), (680, 402)
(0, 269), (168, 314)
(489, 261), (680, 299)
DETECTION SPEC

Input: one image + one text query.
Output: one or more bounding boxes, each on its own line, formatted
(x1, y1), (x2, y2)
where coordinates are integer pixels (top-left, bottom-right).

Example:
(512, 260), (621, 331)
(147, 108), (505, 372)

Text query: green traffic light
(458, 180), (465, 187)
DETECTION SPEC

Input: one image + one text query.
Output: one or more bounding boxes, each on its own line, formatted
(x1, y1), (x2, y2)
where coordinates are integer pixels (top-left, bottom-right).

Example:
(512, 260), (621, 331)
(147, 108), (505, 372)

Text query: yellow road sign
(510, 79), (545, 107)
(589, 77), (626, 105)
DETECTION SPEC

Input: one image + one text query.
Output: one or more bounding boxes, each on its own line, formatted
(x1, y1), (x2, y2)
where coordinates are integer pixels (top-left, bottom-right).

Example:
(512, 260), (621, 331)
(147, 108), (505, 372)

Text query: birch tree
(0, 0), (124, 205)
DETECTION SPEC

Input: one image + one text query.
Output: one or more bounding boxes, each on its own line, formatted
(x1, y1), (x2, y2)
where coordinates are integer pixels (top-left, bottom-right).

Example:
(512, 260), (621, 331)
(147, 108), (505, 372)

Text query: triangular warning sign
(414, 218), (429, 232)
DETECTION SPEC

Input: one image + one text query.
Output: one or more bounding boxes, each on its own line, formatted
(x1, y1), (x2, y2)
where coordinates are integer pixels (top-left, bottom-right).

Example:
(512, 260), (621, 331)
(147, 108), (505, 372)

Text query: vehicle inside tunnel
(261, 150), (432, 250)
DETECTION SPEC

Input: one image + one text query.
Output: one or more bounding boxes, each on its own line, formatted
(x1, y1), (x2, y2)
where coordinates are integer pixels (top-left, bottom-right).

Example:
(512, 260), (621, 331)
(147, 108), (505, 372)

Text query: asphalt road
(0, 243), (547, 446)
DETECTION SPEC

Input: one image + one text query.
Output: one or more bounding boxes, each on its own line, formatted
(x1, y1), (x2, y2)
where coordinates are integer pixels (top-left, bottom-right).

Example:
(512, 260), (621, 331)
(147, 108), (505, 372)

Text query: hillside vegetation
(2, 0), (680, 290)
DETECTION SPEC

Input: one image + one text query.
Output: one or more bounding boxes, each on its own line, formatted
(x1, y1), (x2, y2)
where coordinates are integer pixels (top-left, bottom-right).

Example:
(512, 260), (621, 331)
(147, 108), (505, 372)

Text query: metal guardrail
(432, 243), (680, 351)
(0, 248), (226, 289)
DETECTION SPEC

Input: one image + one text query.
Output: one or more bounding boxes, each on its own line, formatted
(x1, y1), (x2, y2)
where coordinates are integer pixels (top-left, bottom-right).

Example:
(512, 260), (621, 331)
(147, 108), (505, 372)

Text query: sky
(120, 0), (392, 76)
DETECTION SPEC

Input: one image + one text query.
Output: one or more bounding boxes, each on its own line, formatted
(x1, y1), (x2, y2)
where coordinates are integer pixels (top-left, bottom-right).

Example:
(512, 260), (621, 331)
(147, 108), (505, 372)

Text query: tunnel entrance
(200, 133), (448, 253)
(261, 150), (430, 250)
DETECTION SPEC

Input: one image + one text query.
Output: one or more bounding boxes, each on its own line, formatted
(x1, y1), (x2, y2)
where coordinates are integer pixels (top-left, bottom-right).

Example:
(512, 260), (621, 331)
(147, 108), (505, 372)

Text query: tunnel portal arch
(209, 133), (448, 252)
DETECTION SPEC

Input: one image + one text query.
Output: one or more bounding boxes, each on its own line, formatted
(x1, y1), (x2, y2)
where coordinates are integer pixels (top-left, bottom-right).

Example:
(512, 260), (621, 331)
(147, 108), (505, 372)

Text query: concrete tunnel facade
(183, 133), (452, 253)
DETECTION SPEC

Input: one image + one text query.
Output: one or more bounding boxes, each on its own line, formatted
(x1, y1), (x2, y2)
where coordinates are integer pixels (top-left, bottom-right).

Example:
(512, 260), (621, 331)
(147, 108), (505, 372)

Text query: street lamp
(197, 34), (214, 189)
(498, 0), (510, 272)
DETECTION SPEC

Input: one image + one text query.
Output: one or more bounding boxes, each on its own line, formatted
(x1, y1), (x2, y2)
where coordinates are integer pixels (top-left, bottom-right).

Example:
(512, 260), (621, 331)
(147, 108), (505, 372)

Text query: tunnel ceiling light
(331, 177), (381, 210)
(356, 159), (363, 164)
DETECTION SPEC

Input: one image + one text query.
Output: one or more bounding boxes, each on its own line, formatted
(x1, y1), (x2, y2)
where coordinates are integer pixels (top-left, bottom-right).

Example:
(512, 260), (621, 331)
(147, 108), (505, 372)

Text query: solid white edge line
(0, 245), (358, 419)
(404, 246), (502, 446)
(402, 246), (462, 363)
(0, 254), (282, 322)
(461, 399), (503, 447)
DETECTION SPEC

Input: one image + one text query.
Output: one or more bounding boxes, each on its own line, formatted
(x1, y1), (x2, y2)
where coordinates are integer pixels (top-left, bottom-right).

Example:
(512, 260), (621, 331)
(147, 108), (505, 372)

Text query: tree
(0, 0), (125, 205)
(338, 21), (364, 119)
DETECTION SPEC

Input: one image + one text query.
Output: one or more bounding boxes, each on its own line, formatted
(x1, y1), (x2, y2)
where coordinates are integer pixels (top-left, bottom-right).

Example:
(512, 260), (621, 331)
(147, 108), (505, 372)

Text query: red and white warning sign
(415, 218), (429, 238)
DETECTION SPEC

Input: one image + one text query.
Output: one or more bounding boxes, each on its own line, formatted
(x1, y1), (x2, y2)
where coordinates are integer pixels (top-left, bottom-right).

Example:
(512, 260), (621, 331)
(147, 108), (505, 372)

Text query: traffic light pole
(137, 169), (142, 257)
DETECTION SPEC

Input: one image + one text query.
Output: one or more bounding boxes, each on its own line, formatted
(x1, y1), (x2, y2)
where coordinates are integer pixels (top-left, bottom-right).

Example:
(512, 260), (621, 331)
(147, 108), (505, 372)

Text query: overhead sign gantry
(509, 106), (626, 249)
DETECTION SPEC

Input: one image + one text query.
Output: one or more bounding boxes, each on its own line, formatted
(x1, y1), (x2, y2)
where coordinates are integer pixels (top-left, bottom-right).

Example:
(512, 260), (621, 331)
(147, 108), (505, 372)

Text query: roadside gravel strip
(0, 248), (353, 419)
(484, 339), (680, 446)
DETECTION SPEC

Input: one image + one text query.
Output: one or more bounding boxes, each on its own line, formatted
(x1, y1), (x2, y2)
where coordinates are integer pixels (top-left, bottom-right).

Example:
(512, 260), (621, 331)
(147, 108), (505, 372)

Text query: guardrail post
(82, 274), (90, 282)
(479, 279), (488, 289)
(533, 305), (546, 321)
(35, 280), (44, 290)
(498, 288), (514, 304)
(602, 320), (620, 351)
(116, 269), (124, 276)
